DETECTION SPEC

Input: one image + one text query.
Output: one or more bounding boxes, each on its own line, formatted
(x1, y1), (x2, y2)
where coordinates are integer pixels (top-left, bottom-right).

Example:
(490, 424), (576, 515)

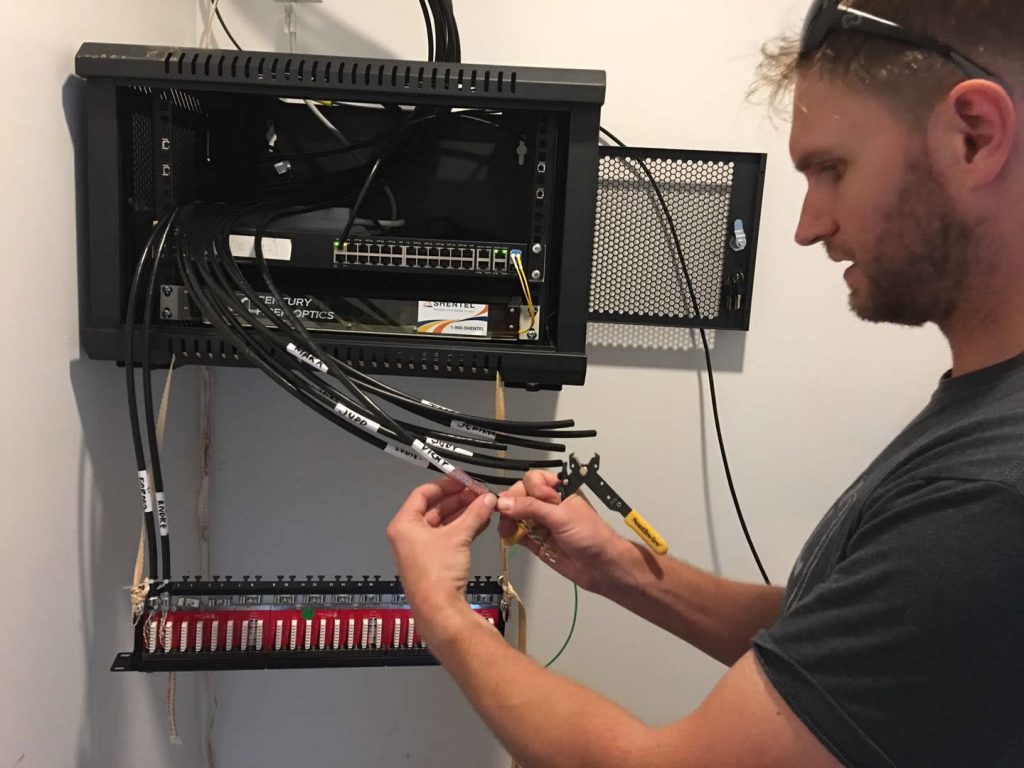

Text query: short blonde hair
(751, 0), (1020, 122)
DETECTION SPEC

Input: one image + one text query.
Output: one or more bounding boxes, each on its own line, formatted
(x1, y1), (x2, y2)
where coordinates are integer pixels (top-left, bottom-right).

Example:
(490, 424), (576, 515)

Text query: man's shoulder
(880, 388), (1024, 496)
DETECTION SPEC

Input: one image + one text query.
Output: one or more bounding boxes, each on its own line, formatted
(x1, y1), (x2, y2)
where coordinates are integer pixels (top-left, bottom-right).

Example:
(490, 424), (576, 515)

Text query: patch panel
(113, 576), (505, 671)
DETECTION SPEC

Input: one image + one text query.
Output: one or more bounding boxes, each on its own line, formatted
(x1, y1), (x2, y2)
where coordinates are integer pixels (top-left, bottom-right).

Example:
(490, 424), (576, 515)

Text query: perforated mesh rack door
(590, 147), (766, 332)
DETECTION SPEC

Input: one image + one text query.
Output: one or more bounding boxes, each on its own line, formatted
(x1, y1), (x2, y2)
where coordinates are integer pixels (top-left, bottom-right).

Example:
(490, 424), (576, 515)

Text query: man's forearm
(423, 597), (655, 768)
(595, 539), (784, 666)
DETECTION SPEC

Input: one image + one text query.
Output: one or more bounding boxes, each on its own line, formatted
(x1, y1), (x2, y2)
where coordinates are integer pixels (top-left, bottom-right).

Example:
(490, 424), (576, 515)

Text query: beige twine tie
(496, 373), (527, 768)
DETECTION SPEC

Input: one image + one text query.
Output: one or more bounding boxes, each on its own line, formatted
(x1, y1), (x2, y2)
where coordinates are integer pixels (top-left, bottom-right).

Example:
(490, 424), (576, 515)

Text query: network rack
(75, 43), (605, 389)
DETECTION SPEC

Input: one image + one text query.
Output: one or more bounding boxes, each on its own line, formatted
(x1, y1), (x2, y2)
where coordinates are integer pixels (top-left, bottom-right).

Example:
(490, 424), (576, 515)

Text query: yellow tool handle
(624, 510), (668, 555)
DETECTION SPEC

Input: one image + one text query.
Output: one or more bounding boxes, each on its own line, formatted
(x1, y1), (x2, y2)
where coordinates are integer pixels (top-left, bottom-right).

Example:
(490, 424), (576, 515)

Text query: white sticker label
(286, 343), (329, 373)
(425, 437), (474, 457)
(228, 234), (293, 261)
(420, 399), (456, 414)
(416, 302), (489, 337)
(333, 403), (382, 434)
(450, 421), (497, 441)
(155, 491), (169, 536)
(138, 470), (153, 514)
(412, 439), (457, 474)
(384, 443), (429, 468)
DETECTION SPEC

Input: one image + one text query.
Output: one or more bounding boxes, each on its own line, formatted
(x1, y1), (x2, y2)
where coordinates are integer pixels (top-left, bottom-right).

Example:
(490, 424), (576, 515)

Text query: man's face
(790, 73), (975, 326)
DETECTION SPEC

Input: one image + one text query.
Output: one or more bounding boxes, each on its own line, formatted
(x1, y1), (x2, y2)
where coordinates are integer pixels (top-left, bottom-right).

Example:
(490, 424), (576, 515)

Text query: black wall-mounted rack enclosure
(75, 43), (606, 389)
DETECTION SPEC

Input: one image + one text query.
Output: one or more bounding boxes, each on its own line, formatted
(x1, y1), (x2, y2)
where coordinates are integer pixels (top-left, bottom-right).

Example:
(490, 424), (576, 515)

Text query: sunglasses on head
(800, 0), (1008, 89)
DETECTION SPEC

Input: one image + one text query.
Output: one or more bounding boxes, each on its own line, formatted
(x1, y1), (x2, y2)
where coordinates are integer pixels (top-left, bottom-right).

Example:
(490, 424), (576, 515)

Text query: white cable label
(420, 399), (456, 414)
(228, 234), (292, 261)
(412, 439), (457, 475)
(138, 470), (153, 515)
(333, 402), (382, 434)
(286, 343), (329, 373)
(425, 437), (474, 457)
(384, 443), (429, 468)
(155, 491), (169, 536)
(450, 421), (496, 441)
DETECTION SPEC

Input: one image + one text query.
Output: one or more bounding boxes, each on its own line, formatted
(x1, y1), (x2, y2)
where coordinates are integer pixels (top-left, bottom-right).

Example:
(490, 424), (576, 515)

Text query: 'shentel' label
(416, 301), (489, 337)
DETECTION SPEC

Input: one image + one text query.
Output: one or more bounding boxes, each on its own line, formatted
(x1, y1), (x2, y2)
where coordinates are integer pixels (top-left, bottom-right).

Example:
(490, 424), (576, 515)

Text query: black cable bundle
(177, 201), (594, 479)
(126, 212), (182, 584)
(124, 197), (595, 582)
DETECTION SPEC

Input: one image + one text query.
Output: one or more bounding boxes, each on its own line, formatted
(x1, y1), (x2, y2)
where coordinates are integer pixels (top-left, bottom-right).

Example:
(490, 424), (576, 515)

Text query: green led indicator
(301, 606), (315, 620)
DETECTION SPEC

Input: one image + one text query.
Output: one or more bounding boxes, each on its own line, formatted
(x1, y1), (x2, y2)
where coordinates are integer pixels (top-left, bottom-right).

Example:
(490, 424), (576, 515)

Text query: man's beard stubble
(842, 149), (977, 327)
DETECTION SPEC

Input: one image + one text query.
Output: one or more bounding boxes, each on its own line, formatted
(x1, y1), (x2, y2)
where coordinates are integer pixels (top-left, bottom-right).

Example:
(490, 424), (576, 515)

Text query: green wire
(507, 544), (579, 668)
(544, 582), (579, 668)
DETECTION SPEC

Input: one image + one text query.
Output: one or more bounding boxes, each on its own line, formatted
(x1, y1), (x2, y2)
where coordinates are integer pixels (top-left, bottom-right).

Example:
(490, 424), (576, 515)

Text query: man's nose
(794, 193), (838, 247)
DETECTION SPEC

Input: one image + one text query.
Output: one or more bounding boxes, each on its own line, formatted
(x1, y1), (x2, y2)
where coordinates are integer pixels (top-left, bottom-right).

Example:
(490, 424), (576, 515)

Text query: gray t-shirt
(753, 352), (1024, 768)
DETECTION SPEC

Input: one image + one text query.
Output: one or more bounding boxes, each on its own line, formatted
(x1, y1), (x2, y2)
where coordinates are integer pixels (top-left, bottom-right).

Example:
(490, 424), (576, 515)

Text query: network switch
(335, 238), (525, 275)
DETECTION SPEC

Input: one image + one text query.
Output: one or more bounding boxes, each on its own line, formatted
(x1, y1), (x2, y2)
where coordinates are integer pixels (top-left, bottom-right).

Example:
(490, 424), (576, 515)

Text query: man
(386, 1), (1024, 765)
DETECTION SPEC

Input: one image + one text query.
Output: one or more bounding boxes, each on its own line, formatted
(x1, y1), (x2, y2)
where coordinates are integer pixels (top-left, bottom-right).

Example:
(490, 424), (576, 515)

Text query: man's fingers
(504, 480), (527, 499)
(523, 469), (561, 497)
(452, 493), (497, 539)
(399, 478), (461, 516)
(496, 494), (562, 528)
(424, 486), (481, 526)
(499, 473), (560, 505)
(509, 524), (544, 560)
(497, 515), (519, 539)
(398, 477), (479, 522)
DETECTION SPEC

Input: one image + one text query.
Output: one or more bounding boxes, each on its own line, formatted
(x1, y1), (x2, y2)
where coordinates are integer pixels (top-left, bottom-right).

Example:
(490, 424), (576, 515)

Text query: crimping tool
(500, 453), (668, 555)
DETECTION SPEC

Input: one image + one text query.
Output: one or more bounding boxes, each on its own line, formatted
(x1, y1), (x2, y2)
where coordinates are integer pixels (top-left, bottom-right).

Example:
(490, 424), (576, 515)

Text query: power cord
(209, 0), (242, 51)
(599, 127), (771, 586)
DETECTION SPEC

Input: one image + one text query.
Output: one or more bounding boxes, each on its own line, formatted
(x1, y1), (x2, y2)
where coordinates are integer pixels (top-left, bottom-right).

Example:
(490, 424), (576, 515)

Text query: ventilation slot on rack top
(158, 49), (518, 94)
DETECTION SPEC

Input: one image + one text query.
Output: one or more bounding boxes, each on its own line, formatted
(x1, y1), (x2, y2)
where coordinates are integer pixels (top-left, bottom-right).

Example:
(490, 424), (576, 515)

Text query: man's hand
(497, 470), (627, 593)
(386, 477), (497, 616)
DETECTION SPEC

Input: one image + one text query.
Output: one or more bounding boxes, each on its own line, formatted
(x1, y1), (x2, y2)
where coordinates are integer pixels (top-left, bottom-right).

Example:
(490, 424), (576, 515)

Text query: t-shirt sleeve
(752, 479), (1024, 768)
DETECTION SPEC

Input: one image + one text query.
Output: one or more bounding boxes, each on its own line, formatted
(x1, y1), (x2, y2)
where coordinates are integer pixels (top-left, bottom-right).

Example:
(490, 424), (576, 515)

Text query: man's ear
(930, 79), (1016, 189)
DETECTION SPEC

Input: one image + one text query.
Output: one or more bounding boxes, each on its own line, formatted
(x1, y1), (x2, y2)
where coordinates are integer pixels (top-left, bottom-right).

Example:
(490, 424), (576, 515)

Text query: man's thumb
(496, 495), (558, 526)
